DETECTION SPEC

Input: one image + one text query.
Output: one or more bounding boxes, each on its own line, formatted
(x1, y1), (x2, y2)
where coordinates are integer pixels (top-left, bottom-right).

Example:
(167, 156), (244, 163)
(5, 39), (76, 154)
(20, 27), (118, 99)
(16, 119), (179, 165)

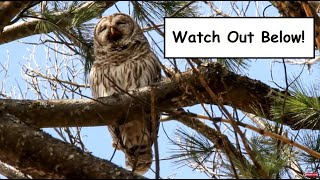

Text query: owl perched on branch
(89, 13), (161, 175)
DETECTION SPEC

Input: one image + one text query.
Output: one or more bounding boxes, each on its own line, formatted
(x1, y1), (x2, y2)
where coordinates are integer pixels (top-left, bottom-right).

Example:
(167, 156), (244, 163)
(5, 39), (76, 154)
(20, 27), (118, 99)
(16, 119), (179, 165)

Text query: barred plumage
(89, 13), (161, 175)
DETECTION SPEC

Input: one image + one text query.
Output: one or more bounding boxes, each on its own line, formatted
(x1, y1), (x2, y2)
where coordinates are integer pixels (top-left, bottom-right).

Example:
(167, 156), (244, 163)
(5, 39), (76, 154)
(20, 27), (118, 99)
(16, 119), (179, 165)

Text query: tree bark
(0, 112), (144, 179)
(0, 1), (117, 44)
(0, 1), (37, 32)
(0, 160), (30, 179)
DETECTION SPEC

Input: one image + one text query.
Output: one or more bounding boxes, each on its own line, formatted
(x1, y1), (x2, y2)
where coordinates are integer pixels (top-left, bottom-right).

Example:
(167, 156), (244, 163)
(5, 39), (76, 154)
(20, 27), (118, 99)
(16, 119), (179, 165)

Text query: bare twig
(151, 87), (160, 179)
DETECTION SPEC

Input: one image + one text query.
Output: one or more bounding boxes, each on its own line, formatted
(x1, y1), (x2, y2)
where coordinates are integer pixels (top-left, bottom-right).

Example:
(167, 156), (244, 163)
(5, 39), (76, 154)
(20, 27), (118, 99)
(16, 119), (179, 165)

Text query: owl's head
(94, 13), (146, 47)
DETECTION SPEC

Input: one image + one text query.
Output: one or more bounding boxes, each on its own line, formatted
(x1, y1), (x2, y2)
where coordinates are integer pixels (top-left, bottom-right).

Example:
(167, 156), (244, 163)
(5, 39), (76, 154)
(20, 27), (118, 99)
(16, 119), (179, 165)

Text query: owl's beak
(110, 27), (115, 35)
(108, 26), (122, 41)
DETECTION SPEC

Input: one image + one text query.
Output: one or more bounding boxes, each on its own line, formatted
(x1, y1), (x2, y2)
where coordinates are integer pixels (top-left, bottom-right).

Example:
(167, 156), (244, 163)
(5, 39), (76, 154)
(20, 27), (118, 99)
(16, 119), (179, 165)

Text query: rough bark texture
(0, 161), (29, 179)
(271, 1), (306, 17)
(0, 1), (35, 32)
(0, 112), (144, 179)
(0, 1), (117, 44)
(0, 63), (311, 130)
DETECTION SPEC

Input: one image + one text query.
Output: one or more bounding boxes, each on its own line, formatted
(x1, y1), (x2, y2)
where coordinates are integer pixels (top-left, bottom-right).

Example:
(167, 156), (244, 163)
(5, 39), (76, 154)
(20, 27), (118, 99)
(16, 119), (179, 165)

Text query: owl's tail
(119, 118), (154, 175)
(125, 145), (153, 175)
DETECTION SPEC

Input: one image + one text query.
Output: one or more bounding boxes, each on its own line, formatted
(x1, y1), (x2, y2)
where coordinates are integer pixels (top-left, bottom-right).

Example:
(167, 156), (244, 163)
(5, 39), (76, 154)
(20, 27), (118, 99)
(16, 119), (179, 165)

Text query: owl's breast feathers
(93, 39), (153, 65)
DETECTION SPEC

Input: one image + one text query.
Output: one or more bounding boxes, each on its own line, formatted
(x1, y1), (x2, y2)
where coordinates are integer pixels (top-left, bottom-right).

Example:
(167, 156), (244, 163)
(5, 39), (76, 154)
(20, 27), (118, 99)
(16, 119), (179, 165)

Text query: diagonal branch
(171, 113), (255, 173)
(0, 1), (117, 45)
(0, 1), (37, 32)
(0, 160), (30, 179)
(0, 112), (144, 179)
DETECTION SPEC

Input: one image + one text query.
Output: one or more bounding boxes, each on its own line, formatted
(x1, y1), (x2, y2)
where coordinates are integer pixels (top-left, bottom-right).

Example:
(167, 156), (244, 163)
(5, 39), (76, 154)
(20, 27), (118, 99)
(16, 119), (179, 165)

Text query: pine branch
(185, 60), (269, 178)
(0, 1), (117, 45)
(219, 118), (320, 159)
(170, 113), (255, 175)
(0, 112), (144, 179)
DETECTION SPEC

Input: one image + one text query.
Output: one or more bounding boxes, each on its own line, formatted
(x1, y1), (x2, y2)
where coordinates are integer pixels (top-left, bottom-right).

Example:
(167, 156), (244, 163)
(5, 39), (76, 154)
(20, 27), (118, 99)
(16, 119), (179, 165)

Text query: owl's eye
(116, 21), (126, 25)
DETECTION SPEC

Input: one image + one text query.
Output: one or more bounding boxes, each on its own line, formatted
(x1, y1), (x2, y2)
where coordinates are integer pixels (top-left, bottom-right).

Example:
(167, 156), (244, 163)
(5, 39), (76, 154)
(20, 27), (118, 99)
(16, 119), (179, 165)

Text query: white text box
(164, 18), (314, 58)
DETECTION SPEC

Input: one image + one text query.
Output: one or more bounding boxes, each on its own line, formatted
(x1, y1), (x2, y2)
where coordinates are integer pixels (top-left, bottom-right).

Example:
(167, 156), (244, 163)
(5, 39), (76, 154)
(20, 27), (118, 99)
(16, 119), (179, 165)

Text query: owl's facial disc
(95, 14), (135, 46)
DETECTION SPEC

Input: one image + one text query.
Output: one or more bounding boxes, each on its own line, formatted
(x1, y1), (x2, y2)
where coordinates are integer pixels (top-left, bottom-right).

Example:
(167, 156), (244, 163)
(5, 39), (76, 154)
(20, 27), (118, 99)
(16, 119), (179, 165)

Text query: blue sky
(1, 1), (319, 179)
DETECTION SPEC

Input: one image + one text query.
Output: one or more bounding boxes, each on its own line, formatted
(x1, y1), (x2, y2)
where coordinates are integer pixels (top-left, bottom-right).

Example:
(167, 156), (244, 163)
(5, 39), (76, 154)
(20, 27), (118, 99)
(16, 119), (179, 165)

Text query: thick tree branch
(0, 63), (312, 130)
(0, 112), (144, 179)
(0, 1), (36, 32)
(0, 1), (117, 45)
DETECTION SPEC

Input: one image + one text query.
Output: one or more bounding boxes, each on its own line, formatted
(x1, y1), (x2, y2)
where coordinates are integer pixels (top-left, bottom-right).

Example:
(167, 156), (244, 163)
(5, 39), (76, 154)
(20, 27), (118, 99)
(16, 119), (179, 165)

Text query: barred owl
(89, 13), (161, 175)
